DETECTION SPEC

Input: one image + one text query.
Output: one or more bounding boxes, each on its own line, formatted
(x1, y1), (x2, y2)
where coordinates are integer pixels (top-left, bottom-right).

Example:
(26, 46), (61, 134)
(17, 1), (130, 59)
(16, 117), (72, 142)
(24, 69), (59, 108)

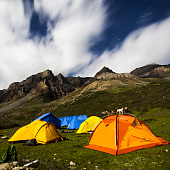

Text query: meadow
(0, 78), (170, 169)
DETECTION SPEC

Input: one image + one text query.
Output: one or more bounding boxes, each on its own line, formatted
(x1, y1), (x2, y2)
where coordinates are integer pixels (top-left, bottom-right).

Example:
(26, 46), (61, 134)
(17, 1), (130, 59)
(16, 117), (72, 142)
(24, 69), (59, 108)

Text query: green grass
(0, 114), (170, 170)
(0, 108), (170, 169)
(0, 78), (170, 169)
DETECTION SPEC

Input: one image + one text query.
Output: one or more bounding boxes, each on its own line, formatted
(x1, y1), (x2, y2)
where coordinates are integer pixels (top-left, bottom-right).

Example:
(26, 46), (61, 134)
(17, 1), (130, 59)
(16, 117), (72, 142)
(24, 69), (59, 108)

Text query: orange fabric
(85, 115), (169, 155)
(84, 144), (117, 155)
(87, 116), (117, 151)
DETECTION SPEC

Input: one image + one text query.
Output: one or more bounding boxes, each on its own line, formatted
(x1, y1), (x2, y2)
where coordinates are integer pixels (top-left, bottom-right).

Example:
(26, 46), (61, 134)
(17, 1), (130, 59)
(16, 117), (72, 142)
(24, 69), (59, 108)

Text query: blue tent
(58, 117), (65, 126)
(34, 112), (61, 129)
(67, 115), (88, 129)
(59, 116), (74, 127)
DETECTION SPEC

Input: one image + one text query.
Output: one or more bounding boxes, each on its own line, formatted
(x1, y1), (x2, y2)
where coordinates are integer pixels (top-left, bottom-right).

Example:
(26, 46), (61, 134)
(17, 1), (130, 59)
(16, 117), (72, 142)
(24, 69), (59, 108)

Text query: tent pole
(116, 115), (118, 156)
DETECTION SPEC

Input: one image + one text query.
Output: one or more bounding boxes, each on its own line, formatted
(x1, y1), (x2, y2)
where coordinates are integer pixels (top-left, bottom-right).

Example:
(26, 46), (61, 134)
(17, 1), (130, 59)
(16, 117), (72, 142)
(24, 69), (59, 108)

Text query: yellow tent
(76, 116), (102, 134)
(8, 119), (63, 144)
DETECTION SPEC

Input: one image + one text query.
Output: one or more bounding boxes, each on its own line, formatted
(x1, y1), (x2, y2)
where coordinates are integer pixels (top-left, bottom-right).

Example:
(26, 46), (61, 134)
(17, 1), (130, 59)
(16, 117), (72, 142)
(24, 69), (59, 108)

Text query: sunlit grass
(0, 78), (170, 169)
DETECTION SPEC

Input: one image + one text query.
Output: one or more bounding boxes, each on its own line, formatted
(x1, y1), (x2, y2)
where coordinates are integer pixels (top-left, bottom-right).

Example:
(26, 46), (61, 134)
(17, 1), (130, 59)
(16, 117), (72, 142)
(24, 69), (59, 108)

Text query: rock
(1, 135), (8, 139)
(0, 162), (19, 170)
(12, 166), (26, 170)
(24, 160), (39, 167)
(94, 66), (114, 78)
(0, 69), (90, 103)
(95, 165), (99, 170)
(0, 163), (10, 170)
(130, 64), (170, 78)
(70, 161), (76, 166)
(148, 66), (170, 78)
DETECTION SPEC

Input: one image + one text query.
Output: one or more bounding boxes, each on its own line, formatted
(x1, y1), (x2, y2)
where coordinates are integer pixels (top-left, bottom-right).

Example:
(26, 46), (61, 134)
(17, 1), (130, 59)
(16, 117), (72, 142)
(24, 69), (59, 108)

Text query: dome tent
(59, 116), (74, 127)
(76, 116), (102, 133)
(34, 112), (61, 129)
(9, 120), (63, 144)
(85, 115), (168, 155)
(67, 115), (88, 129)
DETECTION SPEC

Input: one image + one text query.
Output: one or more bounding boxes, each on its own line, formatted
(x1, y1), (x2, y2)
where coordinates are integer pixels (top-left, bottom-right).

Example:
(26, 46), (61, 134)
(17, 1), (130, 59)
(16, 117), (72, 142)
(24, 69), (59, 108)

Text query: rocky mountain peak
(130, 64), (170, 78)
(1, 64), (170, 104)
(41, 69), (54, 79)
(57, 73), (68, 84)
(0, 70), (89, 103)
(94, 66), (114, 78)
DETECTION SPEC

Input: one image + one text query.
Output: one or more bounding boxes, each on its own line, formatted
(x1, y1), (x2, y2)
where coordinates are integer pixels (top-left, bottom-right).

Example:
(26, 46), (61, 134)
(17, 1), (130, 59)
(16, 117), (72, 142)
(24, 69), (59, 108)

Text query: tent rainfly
(67, 115), (88, 129)
(8, 120), (63, 144)
(34, 112), (61, 129)
(76, 116), (103, 133)
(59, 116), (74, 127)
(85, 115), (168, 155)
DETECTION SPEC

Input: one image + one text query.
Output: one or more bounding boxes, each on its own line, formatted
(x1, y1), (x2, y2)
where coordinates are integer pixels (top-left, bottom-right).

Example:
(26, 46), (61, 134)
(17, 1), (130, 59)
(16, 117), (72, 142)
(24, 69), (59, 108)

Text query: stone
(70, 161), (76, 166)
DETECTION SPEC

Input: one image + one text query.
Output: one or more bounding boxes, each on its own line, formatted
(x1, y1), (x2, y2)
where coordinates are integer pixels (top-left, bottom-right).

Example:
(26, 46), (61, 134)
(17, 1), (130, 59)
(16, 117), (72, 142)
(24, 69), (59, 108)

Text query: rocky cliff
(130, 64), (170, 78)
(94, 66), (114, 78)
(1, 64), (170, 104)
(94, 66), (134, 79)
(0, 70), (91, 103)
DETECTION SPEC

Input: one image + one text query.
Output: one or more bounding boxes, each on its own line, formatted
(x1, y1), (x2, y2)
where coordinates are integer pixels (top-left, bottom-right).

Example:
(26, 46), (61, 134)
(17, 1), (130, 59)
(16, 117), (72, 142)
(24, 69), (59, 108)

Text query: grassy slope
(0, 78), (170, 169)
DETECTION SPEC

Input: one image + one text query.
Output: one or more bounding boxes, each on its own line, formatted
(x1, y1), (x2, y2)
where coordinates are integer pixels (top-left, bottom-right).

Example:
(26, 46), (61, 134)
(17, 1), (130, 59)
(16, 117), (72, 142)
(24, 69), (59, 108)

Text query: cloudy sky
(0, 0), (170, 89)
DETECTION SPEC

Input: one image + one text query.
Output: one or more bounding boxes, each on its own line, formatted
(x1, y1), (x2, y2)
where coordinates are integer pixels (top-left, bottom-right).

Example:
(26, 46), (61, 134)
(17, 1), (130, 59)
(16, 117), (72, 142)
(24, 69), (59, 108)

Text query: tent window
(132, 120), (137, 126)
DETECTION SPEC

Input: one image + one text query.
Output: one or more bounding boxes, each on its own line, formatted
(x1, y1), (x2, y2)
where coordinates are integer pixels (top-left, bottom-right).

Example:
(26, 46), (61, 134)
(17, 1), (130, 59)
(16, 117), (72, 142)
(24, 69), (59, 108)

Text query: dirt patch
(0, 94), (31, 113)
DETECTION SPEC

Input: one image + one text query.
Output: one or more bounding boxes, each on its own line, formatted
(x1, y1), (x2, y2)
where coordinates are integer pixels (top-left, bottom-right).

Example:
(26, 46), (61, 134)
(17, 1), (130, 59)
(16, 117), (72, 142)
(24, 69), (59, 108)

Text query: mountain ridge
(0, 64), (170, 104)
(130, 64), (170, 78)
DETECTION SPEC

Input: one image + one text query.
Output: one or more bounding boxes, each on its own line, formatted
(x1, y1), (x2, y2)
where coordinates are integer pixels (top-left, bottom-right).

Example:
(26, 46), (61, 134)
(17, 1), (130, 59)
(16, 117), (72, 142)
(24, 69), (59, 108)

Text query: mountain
(94, 66), (135, 79)
(1, 64), (170, 105)
(94, 66), (115, 78)
(0, 64), (170, 129)
(0, 69), (91, 104)
(130, 64), (170, 78)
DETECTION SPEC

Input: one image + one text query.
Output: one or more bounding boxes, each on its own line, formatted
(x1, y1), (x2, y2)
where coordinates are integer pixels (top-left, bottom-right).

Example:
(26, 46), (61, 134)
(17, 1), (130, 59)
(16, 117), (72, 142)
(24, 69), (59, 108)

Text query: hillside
(0, 66), (170, 169)
(0, 76), (170, 129)
(0, 69), (93, 104)
(130, 64), (170, 78)
(1, 64), (170, 105)
(0, 64), (170, 129)
(0, 77), (170, 169)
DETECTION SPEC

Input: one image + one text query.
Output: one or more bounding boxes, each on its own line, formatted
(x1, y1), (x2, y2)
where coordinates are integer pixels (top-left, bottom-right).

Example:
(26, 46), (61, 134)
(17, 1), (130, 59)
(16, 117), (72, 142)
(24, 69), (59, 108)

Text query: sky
(0, 0), (170, 90)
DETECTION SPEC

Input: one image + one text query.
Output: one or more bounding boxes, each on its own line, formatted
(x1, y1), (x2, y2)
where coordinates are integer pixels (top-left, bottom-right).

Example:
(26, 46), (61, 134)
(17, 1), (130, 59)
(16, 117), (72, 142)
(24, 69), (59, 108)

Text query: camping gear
(67, 115), (88, 129)
(1, 144), (17, 163)
(8, 120), (63, 144)
(25, 139), (37, 146)
(76, 116), (103, 133)
(34, 112), (61, 129)
(85, 115), (168, 155)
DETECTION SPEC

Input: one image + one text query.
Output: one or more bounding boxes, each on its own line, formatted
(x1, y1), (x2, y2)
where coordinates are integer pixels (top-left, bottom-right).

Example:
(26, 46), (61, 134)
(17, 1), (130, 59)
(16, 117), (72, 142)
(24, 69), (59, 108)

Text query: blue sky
(0, 0), (170, 89)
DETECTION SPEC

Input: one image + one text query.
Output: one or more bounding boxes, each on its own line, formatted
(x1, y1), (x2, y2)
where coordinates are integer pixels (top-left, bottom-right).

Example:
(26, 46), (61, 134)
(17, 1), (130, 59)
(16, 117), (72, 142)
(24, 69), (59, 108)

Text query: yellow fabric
(8, 120), (45, 142)
(9, 119), (62, 144)
(76, 116), (102, 133)
(35, 123), (61, 144)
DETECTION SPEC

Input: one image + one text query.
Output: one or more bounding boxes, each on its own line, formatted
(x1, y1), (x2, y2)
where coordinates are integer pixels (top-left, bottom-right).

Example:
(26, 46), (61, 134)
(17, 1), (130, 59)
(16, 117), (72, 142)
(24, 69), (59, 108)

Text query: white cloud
(0, 0), (169, 90)
(0, 0), (106, 89)
(78, 17), (170, 77)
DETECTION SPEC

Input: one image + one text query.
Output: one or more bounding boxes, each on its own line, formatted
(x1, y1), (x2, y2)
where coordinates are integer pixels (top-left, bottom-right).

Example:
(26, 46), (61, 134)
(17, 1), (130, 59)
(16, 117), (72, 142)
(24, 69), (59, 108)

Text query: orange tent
(85, 115), (168, 155)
